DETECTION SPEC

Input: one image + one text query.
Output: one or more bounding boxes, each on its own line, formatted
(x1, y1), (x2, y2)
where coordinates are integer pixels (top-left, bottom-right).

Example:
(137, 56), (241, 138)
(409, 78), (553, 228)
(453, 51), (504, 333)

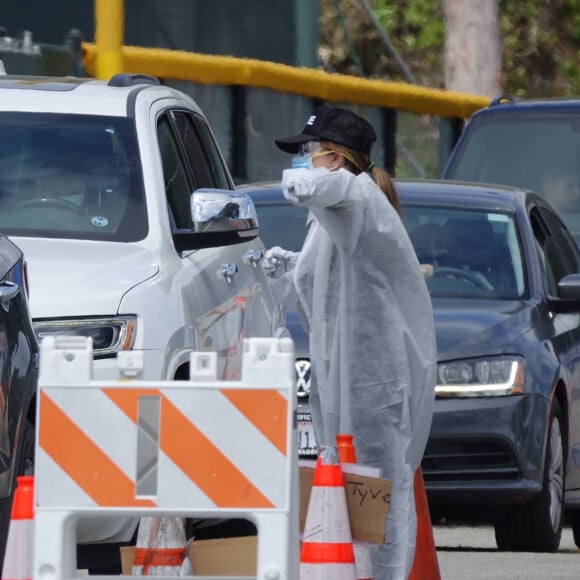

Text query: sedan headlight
(33, 316), (137, 358)
(436, 357), (524, 397)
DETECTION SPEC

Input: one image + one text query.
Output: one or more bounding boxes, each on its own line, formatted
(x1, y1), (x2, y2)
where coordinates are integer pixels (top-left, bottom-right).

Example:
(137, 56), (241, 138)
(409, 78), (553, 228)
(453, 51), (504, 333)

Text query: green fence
(1, 37), (490, 185)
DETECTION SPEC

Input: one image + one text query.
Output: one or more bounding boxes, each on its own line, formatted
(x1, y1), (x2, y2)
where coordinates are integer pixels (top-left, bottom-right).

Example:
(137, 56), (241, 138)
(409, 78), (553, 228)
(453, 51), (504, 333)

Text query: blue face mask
(291, 154), (312, 169)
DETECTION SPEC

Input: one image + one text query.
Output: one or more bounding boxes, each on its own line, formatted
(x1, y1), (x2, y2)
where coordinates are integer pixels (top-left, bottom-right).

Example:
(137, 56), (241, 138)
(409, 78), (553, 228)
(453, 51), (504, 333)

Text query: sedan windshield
(254, 202), (310, 252)
(0, 113), (147, 242)
(255, 198), (527, 301)
(404, 206), (526, 299)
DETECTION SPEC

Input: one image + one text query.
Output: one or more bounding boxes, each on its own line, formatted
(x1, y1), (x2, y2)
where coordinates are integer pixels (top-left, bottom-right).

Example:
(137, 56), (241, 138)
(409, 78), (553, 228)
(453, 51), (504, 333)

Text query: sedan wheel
(495, 399), (564, 552)
(571, 513), (580, 548)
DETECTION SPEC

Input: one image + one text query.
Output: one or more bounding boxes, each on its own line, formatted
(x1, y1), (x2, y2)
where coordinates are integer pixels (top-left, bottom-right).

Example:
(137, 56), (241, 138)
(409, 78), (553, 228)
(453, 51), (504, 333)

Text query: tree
(320, 0), (579, 97)
(443, 0), (501, 96)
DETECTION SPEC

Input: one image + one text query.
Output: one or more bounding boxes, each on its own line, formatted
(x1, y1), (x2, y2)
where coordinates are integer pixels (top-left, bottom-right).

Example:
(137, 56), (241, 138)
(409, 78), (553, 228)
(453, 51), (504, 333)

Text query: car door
(0, 237), (37, 556)
(0, 239), (36, 464)
(532, 206), (580, 492)
(159, 110), (277, 380)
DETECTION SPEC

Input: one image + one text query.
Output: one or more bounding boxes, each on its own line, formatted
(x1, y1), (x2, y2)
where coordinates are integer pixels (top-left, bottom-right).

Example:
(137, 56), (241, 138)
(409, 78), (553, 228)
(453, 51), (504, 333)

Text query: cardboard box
(120, 547), (135, 575)
(299, 462), (391, 544)
(188, 535), (257, 575)
(121, 463), (391, 574)
(121, 535), (257, 576)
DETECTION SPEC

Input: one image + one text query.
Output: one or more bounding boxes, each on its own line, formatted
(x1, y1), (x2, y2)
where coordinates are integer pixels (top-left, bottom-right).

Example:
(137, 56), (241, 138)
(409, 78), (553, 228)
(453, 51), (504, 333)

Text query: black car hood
(434, 299), (535, 361)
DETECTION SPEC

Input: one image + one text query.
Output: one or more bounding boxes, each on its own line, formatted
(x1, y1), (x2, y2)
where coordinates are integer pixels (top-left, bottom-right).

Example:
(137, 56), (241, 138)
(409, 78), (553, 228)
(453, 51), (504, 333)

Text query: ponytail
(369, 166), (401, 215)
(320, 140), (401, 214)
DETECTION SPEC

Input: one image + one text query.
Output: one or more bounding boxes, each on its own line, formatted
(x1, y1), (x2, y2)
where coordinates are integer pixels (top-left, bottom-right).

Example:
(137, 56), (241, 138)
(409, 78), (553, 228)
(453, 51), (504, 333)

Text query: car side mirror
(172, 189), (259, 252)
(548, 273), (580, 313)
(557, 273), (580, 300)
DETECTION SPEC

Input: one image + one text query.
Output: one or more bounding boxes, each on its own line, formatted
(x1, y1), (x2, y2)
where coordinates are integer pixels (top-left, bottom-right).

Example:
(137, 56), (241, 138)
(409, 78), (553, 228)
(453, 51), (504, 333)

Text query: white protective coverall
(268, 167), (437, 580)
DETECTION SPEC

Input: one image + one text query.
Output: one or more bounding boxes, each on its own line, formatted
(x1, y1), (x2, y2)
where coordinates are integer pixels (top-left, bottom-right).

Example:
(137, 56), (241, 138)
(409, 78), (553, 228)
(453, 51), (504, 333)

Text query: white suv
(0, 73), (283, 569)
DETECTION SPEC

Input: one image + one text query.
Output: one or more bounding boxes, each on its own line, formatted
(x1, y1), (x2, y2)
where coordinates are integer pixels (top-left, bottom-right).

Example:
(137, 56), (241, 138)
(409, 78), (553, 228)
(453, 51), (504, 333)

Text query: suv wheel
(494, 399), (564, 552)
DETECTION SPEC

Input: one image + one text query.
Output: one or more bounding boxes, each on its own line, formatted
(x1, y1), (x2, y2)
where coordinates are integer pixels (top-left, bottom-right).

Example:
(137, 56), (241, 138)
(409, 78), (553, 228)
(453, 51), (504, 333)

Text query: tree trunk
(443, 0), (502, 97)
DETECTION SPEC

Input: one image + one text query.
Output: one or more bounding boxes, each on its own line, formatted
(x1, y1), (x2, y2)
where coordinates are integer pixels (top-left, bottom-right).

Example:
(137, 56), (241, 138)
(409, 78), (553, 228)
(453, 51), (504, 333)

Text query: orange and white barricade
(33, 335), (299, 579)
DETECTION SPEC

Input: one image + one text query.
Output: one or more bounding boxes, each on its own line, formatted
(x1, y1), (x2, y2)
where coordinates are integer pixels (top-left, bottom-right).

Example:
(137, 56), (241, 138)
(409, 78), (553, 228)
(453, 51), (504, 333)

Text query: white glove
(281, 168), (317, 203)
(262, 246), (298, 279)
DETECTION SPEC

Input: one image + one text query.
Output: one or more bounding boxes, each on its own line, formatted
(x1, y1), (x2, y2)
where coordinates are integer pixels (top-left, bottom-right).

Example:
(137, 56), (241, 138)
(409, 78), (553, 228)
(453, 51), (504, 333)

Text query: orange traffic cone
(300, 448), (356, 579)
(336, 433), (357, 463)
(336, 434), (373, 580)
(408, 467), (441, 580)
(131, 516), (186, 576)
(2, 475), (34, 580)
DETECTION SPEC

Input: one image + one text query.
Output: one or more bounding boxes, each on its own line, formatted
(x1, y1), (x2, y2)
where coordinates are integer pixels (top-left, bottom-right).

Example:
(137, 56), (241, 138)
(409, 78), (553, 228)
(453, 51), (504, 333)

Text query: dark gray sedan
(244, 178), (580, 553)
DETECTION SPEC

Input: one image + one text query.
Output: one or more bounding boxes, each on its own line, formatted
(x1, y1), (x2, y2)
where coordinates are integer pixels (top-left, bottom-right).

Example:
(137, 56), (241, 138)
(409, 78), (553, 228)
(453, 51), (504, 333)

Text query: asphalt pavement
(435, 524), (579, 579)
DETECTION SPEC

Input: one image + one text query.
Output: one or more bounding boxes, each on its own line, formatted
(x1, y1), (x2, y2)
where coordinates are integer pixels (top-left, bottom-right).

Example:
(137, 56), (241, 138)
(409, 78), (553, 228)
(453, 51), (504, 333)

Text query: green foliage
(498, 0), (579, 96)
(373, 0), (397, 32)
(321, 0), (578, 96)
(370, 0), (579, 97)
(374, 0), (443, 50)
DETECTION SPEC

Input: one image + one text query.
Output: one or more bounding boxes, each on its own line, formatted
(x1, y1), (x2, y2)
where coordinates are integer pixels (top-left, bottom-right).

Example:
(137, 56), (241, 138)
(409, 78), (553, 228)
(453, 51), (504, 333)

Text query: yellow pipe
(94, 0), (124, 80)
(82, 42), (489, 119)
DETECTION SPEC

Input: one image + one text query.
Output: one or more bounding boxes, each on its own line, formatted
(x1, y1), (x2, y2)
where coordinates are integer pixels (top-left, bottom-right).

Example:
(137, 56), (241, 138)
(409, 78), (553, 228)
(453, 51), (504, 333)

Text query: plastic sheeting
(270, 167), (437, 580)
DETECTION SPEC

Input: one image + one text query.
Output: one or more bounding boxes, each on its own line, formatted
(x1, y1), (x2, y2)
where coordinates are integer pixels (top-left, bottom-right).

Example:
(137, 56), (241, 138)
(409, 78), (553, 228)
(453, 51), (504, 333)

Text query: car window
(157, 115), (193, 230)
(445, 112), (580, 239)
(253, 202), (309, 252)
(0, 113), (147, 242)
(532, 207), (580, 296)
(404, 206), (526, 299)
(541, 210), (580, 273)
(173, 111), (232, 191)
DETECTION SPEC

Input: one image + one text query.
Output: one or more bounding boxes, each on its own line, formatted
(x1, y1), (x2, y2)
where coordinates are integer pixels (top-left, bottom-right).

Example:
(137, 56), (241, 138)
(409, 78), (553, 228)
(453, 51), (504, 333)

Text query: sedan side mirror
(557, 273), (580, 300)
(548, 273), (580, 313)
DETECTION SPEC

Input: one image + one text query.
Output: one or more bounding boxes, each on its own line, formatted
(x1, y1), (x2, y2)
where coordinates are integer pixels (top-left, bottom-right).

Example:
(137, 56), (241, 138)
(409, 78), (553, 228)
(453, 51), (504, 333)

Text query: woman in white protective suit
(265, 105), (437, 580)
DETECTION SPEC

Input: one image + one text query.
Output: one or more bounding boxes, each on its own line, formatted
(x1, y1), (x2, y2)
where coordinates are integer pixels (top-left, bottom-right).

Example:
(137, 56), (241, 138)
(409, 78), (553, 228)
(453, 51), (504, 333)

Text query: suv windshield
(0, 113), (147, 242)
(446, 111), (580, 239)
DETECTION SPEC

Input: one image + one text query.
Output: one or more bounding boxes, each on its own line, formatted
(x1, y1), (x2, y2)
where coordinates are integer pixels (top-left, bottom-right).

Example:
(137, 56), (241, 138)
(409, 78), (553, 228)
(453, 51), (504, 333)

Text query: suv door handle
(219, 263), (238, 283)
(243, 248), (263, 266)
(0, 282), (20, 303)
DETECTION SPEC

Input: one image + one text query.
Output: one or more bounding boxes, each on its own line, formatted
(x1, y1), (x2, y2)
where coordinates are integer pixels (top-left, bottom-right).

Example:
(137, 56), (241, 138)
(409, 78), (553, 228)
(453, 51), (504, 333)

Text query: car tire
(494, 399), (564, 552)
(571, 512), (580, 548)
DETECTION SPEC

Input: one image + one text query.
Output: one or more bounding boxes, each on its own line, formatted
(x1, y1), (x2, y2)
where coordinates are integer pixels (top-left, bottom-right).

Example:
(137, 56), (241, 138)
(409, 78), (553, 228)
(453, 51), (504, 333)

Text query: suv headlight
(436, 357), (524, 397)
(33, 316), (137, 359)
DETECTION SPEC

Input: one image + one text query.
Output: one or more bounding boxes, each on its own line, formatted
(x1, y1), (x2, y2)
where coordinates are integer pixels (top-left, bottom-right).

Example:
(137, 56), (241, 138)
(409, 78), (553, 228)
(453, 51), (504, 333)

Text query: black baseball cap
(275, 105), (377, 155)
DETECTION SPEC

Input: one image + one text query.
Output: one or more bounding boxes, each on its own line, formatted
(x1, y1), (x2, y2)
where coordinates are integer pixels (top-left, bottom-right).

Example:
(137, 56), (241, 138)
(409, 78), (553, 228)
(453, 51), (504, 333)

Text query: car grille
(422, 440), (521, 482)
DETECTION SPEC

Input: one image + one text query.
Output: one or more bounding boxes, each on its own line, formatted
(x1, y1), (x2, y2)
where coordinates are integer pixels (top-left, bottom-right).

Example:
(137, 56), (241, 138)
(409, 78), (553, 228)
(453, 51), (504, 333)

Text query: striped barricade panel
(33, 336), (299, 579)
(37, 384), (290, 511)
